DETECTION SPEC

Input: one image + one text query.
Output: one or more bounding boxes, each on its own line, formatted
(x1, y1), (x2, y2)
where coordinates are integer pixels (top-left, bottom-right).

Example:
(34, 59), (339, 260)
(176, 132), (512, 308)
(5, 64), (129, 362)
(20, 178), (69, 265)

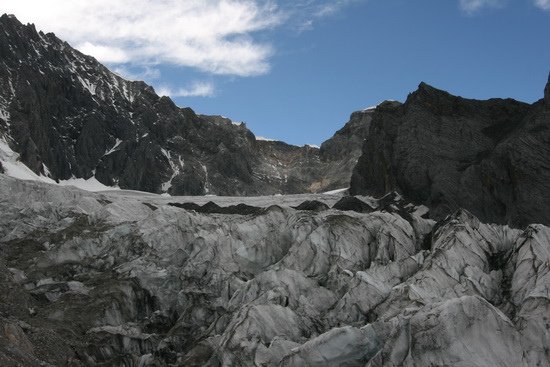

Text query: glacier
(0, 174), (548, 366)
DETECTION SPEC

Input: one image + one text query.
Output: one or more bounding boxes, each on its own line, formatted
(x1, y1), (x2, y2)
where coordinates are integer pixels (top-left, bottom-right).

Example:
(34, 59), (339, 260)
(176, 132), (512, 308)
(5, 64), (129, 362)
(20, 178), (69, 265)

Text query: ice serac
(0, 14), (368, 195)
(0, 174), (548, 366)
(350, 79), (550, 227)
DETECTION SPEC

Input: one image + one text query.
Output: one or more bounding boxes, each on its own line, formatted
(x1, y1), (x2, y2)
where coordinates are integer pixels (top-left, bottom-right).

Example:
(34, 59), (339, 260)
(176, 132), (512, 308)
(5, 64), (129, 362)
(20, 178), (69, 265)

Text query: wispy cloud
(534, 0), (550, 10)
(314, 0), (361, 17)
(3, 1), (362, 79)
(281, 0), (364, 32)
(3, 0), (282, 77)
(157, 81), (215, 98)
(458, 0), (504, 13)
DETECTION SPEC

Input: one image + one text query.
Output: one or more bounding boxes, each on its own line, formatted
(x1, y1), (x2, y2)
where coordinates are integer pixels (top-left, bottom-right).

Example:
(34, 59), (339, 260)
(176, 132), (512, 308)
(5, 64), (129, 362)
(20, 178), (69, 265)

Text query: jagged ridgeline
(1, 12), (550, 367)
(0, 14), (367, 196)
(2, 13), (549, 227)
(350, 77), (550, 227)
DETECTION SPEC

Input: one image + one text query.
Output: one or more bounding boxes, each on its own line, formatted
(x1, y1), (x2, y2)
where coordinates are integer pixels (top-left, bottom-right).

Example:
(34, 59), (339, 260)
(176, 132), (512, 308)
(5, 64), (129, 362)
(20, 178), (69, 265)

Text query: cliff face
(350, 80), (550, 227)
(317, 109), (375, 190)
(2, 13), (549, 224)
(0, 14), (368, 195)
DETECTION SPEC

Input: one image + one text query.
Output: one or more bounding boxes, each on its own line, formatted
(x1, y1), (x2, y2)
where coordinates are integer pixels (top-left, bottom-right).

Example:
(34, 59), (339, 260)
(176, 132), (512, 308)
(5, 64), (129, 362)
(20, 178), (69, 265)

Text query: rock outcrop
(0, 174), (548, 365)
(350, 80), (550, 227)
(0, 14), (367, 196)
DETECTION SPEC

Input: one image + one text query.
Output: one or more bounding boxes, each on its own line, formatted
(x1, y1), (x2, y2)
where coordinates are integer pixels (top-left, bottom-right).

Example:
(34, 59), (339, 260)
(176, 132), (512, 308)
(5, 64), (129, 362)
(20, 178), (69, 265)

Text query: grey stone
(0, 14), (368, 196)
(350, 81), (550, 227)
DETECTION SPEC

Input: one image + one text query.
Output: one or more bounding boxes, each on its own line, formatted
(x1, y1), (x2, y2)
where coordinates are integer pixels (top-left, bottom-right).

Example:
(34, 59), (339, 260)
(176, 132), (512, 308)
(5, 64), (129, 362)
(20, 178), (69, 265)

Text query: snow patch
(0, 108), (9, 123)
(121, 82), (135, 103)
(202, 164), (210, 194)
(322, 187), (349, 195)
(160, 150), (184, 192)
(256, 136), (275, 142)
(1, 137), (118, 192)
(0, 79), (16, 125)
(57, 177), (119, 192)
(0, 138), (54, 183)
(77, 76), (97, 96)
(42, 163), (52, 177)
(160, 148), (171, 161)
(104, 139), (122, 156)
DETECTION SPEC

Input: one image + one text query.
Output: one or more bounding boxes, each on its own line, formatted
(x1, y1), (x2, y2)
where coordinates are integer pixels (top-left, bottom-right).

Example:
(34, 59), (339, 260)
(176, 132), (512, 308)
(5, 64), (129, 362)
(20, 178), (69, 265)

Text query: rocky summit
(0, 14), (366, 196)
(350, 78), (550, 227)
(0, 12), (550, 367)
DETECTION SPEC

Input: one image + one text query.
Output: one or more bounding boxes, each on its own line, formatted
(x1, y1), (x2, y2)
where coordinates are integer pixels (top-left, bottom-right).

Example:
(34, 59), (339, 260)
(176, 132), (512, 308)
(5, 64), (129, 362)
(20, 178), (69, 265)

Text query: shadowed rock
(350, 80), (550, 227)
(292, 200), (330, 211)
(0, 15), (368, 196)
(169, 201), (263, 215)
(332, 196), (375, 213)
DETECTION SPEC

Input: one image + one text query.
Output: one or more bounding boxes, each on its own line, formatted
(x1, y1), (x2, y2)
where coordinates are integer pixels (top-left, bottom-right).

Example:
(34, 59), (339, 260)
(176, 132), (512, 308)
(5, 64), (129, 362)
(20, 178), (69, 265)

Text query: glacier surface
(0, 174), (548, 366)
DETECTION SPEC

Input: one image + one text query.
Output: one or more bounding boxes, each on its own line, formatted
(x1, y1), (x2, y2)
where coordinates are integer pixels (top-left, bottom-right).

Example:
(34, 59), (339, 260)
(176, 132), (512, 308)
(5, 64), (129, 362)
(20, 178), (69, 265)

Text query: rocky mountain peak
(415, 81), (451, 96)
(0, 14), (369, 195)
(405, 81), (459, 113)
(350, 77), (550, 227)
(0, 13), (19, 25)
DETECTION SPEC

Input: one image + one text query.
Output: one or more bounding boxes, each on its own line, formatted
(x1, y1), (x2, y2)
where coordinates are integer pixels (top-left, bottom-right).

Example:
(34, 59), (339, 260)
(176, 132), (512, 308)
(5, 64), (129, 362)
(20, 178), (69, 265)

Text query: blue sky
(4, 0), (550, 145)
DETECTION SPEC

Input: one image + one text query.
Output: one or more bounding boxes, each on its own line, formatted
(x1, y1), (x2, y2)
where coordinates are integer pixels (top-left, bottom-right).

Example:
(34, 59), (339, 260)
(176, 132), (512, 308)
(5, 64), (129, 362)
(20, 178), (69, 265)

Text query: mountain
(0, 14), (366, 195)
(350, 78), (550, 227)
(2, 12), (550, 367)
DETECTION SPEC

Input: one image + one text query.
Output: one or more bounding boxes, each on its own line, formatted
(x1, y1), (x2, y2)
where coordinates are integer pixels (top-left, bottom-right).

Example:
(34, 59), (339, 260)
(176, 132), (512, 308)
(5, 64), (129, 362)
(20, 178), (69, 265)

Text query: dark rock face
(0, 14), (368, 195)
(318, 109), (374, 190)
(168, 201), (263, 215)
(292, 200), (330, 211)
(350, 81), (550, 227)
(332, 196), (375, 213)
(320, 110), (373, 162)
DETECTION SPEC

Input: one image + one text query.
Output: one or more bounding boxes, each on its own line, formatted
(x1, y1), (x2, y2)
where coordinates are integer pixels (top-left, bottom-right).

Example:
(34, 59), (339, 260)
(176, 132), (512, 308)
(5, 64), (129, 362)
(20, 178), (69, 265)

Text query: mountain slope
(0, 14), (366, 195)
(350, 78), (550, 227)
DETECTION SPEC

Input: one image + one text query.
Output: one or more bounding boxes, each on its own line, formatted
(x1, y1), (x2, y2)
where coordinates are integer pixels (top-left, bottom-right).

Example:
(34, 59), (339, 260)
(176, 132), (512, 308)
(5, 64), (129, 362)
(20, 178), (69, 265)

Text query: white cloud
(3, 0), (282, 77)
(2, 1), (363, 79)
(534, 0), (550, 10)
(157, 81), (215, 98)
(78, 42), (130, 64)
(459, 0), (503, 13)
(286, 0), (363, 32)
(314, 0), (359, 17)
